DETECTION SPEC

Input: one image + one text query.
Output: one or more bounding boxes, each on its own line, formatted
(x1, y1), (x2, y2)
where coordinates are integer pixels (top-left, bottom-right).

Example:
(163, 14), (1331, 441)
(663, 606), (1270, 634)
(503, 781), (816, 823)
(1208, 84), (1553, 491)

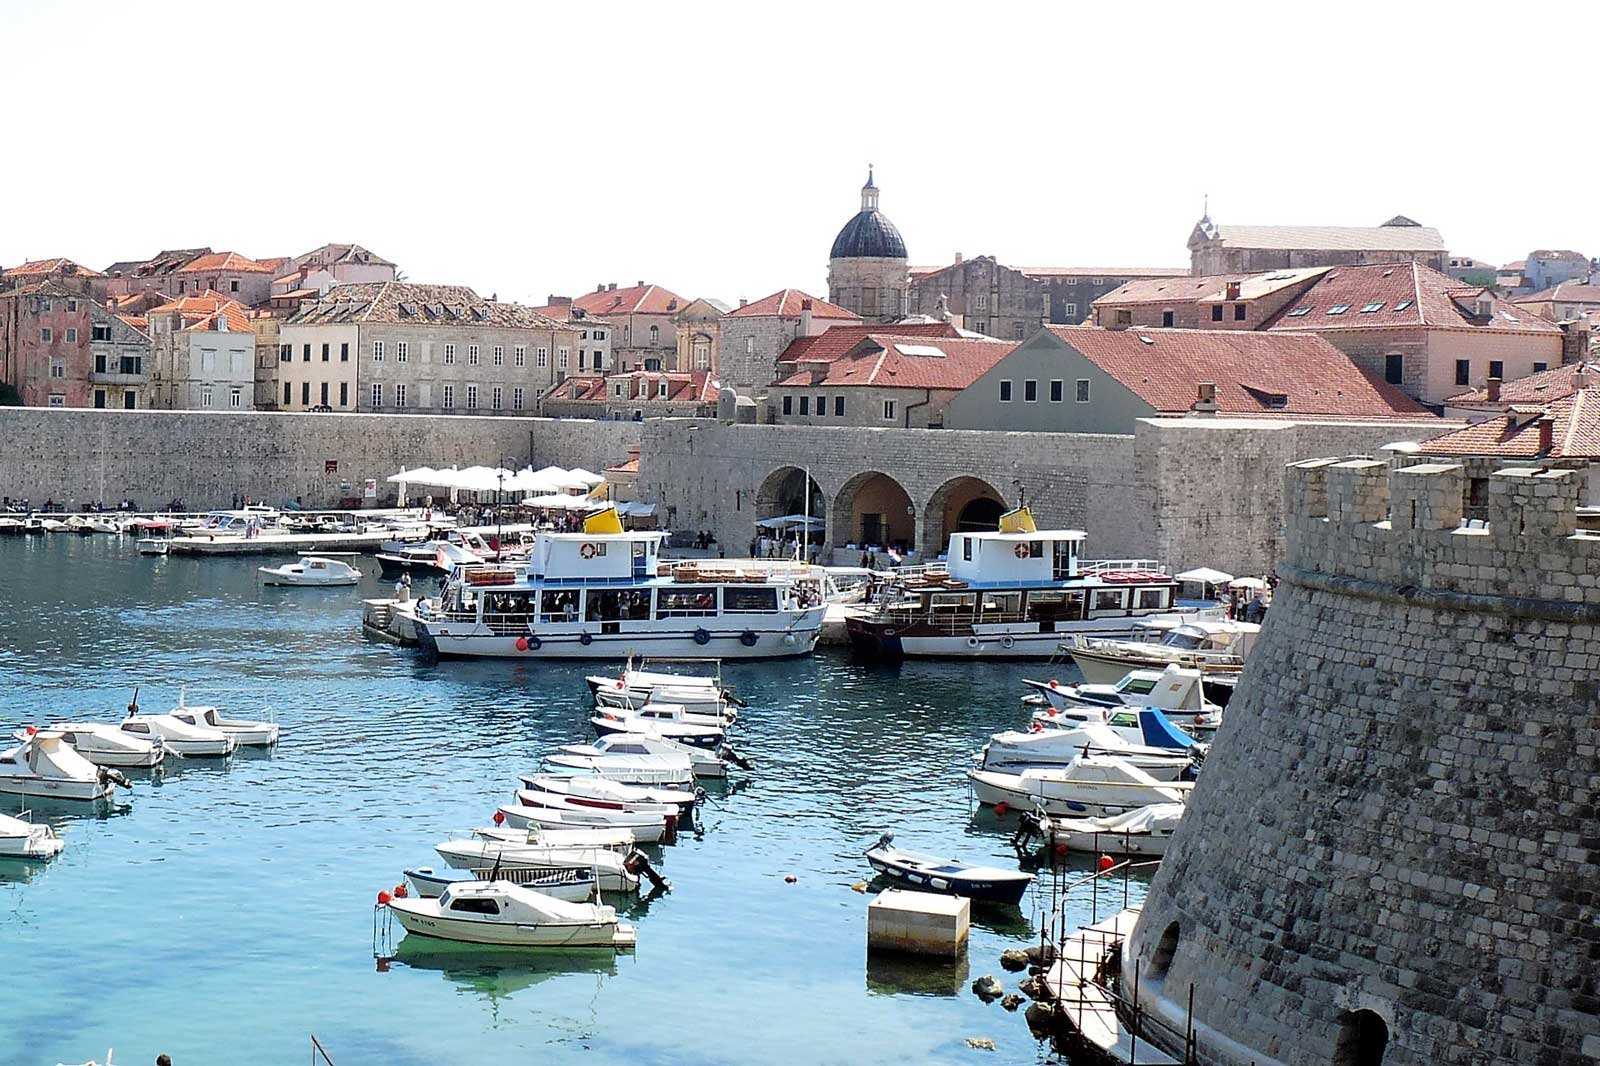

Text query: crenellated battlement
(1280, 454), (1600, 612)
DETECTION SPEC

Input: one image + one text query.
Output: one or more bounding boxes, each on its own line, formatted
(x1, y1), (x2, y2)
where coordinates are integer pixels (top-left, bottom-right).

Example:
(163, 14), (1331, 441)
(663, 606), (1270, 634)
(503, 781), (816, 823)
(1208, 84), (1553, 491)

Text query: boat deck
(1043, 908), (1178, 1065)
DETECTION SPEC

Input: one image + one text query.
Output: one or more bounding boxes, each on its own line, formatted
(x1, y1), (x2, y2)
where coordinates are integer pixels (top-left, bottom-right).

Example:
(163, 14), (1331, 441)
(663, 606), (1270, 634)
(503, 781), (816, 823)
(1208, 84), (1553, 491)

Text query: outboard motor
(98, 766), (133, 791)
(718, 742), (754, 772)
(1011, 809), (1048, 852)
(622, 848), (671, 893)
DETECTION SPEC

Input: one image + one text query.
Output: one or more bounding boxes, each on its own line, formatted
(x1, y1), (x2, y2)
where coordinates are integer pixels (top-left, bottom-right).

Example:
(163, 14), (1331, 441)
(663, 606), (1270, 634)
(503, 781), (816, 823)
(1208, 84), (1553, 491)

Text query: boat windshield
(1161, 628), (1207, 650)
(1116, 675), (1158, 695)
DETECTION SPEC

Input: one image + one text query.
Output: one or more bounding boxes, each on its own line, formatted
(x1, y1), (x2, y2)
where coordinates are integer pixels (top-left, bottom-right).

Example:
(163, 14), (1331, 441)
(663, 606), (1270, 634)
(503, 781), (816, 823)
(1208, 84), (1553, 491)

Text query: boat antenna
(127, 686), (140, 717)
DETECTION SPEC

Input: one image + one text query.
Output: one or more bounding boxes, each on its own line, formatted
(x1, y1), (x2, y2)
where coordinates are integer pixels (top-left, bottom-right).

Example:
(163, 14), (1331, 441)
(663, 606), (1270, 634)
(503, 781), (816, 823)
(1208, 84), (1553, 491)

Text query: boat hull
(404, 867), (599, 902)
(495, 805), (668, 844)
(0, 829), (65, 860)
(846, 617), (1153, 661)
(67, 743), (164, 768)
(865, 851), (1032, 905)
(1069, 647), (1243, 686)
(388, 902), (630, 948)
(966, 769), (1188, 819)
(0, 776), (113, 802)
(415, 620), (822, 661)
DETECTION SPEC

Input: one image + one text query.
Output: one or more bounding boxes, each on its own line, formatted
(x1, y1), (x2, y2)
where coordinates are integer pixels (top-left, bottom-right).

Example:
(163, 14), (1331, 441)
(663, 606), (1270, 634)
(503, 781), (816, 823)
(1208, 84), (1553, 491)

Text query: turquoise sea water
(0, 535), (1148, 1066)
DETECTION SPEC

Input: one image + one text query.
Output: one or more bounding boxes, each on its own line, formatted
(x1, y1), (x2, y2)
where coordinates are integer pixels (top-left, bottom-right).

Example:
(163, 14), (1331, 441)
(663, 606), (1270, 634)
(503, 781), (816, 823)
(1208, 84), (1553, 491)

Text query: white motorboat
(495, 804), (669, 843)
(0, 517), (23, 535)
(120, 712), (237, 757)
(518, 773), (699, 813)
(584, 658), (733, 704)
(404, 865), (600, 903)
(43, 723), (165, 768)
(135, 519), (176, 555)
(40, 518), (69, 533)
(1068, 620), (1260, 685)
(86, 518), (121, 535)
(384, 880), (636, 948)
(594, 684), (733, 719)
(977, 722), (1194, 780)
(167, 692), (279, 747)
(258, 555), (362, 587)
(540, 752), (696, 787)
(590, 707), (726, 748)
(0, 730), (126, 801)
(435, 838), (640, 892)
(1028, 704), (1205, 754)
(1021, 803), (1186, 858)
(411, 518), (826, 661)
(512, 787), (685, 825)
(0, 811), (65, 859)
(595, 699), (733, 729)
(472, 824), (637, 850)
(967, 756), (1192, 818)
(551, 733), (748, 778)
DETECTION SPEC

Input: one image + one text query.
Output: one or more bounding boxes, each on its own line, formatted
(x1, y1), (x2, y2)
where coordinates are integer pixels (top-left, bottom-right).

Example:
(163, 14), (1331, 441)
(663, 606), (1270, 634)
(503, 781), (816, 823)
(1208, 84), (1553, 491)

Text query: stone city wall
(1126, 457), (1600, 1066)
(0, 408), (639, 509)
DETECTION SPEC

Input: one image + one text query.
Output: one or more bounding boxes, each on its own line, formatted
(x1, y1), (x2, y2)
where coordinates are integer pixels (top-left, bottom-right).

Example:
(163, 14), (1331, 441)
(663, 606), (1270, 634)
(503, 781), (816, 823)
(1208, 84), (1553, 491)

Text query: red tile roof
(1445, 360), (1600, 407)
(116, 314), (149, 335)
(1095, 267), (1327, 307)
(774, 333), (1014, 390)
(1263, 262), (1562, 335)
(773, 322), (962, 374)
(3, 257), (101, 278)
(1513, 281), (1600, 306)
(1418, 390), (1600, 459)
(727, 289), (858, 320)
(571, 284), (686, 317)
(546, 370), (716, 404)
(1046, 325), (1433, 419)
(176, 251), (274, 274)
(150, 292), (252, 332)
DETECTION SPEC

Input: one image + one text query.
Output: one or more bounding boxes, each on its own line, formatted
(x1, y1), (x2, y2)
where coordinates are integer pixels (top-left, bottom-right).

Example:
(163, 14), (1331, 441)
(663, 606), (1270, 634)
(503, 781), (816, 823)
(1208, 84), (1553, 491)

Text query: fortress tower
(1124, 457), (1600, 1065)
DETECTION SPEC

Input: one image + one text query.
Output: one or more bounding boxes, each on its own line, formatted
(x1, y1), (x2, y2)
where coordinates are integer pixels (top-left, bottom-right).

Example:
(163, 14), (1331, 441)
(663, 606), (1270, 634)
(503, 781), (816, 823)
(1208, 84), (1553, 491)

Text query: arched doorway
(833, 472), (915, 553)
(755, 466), (826, 557)
(1149, 922), (1180, 980)
(921, 475), (1007, 555)
(1333, 1010), (1389, 1066)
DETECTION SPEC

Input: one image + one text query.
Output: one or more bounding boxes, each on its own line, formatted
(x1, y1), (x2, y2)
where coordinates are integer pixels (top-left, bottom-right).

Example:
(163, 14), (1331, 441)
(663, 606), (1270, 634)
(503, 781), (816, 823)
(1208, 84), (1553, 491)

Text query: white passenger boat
(495, 804), (669, 843)
(385, 880), (636, 948)
(550, 734), (746, 778)
(976, 722), (1194, 780)
(594, 698), (733, 729)
(1067, 620), (1260, 685)
(412, 508), (825, 660)
(188, 507), (283, 539)
(845, 507), (1195, 660)
(1022, 803), (1186, 858)
(258, 555), (362, 587)
(120, 712), (237, 757)
(43, 723), (165, 767)
(512, 789), (683, 826)
(0, 730), (126, 801)
(435, 838), (640, 892)
(518, 773), (699, 813)
(40, 518), (69, 533)
(0, 811), (64, 860)
(167, 697), (280, 747)
(86, 517), (121, 535)
(967, 756), (1192, 818)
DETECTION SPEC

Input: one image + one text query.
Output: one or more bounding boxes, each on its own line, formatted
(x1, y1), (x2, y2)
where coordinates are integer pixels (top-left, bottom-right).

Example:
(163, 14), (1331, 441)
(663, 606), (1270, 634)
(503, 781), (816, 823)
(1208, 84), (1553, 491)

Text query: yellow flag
(583, 505), (624, 535)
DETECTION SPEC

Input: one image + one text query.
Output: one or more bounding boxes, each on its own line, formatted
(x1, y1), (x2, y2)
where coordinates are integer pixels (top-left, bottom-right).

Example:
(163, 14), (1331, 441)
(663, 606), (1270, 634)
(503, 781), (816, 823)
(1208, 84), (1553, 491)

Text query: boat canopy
(1137, 708), (1197, 750)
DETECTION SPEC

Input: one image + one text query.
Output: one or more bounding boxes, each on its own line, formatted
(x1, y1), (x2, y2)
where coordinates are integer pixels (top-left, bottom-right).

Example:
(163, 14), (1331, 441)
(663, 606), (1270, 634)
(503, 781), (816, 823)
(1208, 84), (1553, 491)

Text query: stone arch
(920, 475), (1008, 556)
(1149, 921), (1180, 981)
(832, 471), (916, 554)
(1332, 1009), (1388, 1066)
(754, 466), (826, 553)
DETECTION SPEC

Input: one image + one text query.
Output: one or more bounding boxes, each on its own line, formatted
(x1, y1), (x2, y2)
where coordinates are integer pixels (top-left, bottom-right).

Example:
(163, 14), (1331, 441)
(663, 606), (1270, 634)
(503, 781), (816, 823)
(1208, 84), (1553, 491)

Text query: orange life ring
(580, 542), (598, 559)
(1013, 543), (1029, 560)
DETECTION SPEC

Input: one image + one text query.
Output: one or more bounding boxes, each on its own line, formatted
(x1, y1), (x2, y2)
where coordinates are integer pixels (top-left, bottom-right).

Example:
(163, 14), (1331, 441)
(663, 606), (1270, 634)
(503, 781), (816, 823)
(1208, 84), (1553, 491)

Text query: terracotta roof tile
(775, 333), (1013, 389)
(176, 251), (273, 274)
(773, 322), (962, 375)
(3, 257), (101, 278)
(571, 284), (686, 317)
(1096, 267), (1327, 307)
(1045, 325), (1433, 419)
(1418, 390), (1600, 459)
(1264, 262), (1562, 335)
(1445, 360), (1600, 407)
(287, 282), (563, 329)
(727, 289), (859, 320)
(544, 370), (715, 404)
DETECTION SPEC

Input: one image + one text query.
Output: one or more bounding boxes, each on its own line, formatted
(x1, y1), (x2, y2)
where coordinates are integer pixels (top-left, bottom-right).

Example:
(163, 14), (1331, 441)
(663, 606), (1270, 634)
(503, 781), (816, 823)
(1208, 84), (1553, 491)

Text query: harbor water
(0, 535), (1149, 1065)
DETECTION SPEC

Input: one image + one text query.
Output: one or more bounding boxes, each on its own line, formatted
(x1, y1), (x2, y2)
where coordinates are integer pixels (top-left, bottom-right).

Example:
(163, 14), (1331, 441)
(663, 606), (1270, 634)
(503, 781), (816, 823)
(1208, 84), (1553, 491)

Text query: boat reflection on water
(386, 938), (624, 1006)
(866, 951), (971, 998)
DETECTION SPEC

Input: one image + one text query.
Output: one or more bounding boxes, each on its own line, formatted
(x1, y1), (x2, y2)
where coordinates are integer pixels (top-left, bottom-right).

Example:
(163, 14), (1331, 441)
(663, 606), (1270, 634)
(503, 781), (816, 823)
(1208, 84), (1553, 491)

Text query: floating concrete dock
(362, 598), (422, 646)
(866, 888), (969, 958)
(1042, 908), (1177, 1065)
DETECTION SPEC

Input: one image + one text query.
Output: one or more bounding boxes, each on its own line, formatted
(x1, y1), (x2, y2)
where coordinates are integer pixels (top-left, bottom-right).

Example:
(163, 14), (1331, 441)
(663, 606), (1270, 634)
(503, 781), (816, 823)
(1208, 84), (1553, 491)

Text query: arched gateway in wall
(920, 475), (1008, 556)
(831, 471), (915, 553)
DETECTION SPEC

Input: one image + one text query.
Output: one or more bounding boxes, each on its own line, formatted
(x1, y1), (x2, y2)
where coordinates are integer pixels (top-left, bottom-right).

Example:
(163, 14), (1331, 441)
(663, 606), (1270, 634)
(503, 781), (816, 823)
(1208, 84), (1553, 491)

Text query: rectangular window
(396, 341), (408, 362)
(229, 388), (241, 408)
(1013, 322), (1025, 339)
(783, 395), (793, 415)
(882, 399), (897, 421)
(395, 383), (407, 408)
(94, 389), (106, 409)
(800, 396), (810, 415)
(1326, 304), (1351, 316)
(67, 298), (78, 312)
(1233, 304), (1246, 321)
(493, 345), (504, 366)
(1163, 310), (1176, 327)
(1489, 360), (1504, 380)
(91, 323), (111, 342)
(999, 379), (1013, 402)
(468, 344), (479, 365)
(1385, 354), (1403, 384)
(319, 342), (329, 361)
(513, 386), (524, 410)
(658, 380), (670, 399)
(834, 395), (844, 417)
(594, 330), (605, 340)
(437, 343), (452, 366)
(279, 344), (291, 363)
(814, 393), (826, 413)
(40, 327), (51, 342)
(723, 587), (778, 613)
(492, 385), (502, 410)
(1064, 302), (1077, 317)
(1024, 379), (1038, 402)
(1533, 361), (1549, 373)
(371, 383), (383, 407)
(579, 350), (587, 370)
(537, 347), (549, 368)
(340, 342), (349, 362)
(1360, 302), (1385, 313)
(47, 395), (64, 407)
(339, 381), (349, 407)
(373, 341), (385, 361)
(1210, 305), (1223, 322)
(284, 382), (292, 405)
(1050, 379), (1064, 402)
(442, 385), (454, 408)
(1076, 379), (1090, 402)
(1455, 360), (1471, 386)
(301, 382), (310, 405)
(514, 345), (525, 367)
(466, 385), (478, 409)
(320, 381), (329, 406)
(558, 347), (570, 369)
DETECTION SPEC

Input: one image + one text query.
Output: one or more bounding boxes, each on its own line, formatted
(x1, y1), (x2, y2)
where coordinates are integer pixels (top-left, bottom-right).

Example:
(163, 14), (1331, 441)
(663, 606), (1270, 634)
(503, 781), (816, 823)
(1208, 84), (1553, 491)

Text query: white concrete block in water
(867, 889), (969, 958)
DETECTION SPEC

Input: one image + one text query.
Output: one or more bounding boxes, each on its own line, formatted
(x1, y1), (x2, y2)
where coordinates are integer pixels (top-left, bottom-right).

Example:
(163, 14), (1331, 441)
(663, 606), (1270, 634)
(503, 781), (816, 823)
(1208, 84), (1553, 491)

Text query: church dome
(829, 170), (907, 260)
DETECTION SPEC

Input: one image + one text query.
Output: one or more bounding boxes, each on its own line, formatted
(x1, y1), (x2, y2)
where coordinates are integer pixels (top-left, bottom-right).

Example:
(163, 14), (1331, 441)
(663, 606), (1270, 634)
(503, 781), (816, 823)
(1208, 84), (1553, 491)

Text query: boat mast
(797, 466), (810, 563)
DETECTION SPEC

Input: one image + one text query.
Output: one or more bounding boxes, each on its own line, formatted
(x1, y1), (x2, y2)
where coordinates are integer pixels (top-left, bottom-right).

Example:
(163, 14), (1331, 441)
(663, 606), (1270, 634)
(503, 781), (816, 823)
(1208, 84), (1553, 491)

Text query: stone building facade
(276, 282), (577, 415)
(718, 289), (858, 394)
(569, 283), (684, 372)
(673, 298), (726, 377)
(171, 251), (279, 306)
(1188, 214), (1448, 275)
(144, 294), (256, 410)
(0, 281), (151, 408)
(908, 256), (1043, 341)
(1126, 456), (1600, 1066)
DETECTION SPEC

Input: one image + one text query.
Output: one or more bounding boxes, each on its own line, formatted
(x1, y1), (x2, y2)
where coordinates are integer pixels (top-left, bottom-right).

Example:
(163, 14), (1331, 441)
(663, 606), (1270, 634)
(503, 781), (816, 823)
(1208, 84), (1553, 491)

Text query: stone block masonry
(0, 409), (639, 510)
(1124, 456), (1600, 1065)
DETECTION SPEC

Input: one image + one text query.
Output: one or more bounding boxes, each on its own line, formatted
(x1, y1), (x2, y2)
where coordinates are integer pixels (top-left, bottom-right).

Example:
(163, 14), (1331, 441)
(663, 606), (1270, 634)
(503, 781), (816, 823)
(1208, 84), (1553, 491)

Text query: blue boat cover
(1139, 708), (1195, 749)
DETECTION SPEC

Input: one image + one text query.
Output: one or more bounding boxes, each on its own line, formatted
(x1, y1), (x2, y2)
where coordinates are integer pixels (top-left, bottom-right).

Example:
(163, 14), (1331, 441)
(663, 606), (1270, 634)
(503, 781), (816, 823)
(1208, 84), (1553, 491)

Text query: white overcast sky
(3, 0), (1594, 305)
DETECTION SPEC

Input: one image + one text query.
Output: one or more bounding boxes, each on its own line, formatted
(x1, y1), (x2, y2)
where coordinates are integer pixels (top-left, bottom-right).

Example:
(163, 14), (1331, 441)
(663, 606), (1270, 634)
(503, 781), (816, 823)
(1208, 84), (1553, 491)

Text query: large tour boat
(844, 508), (1197, 660)
(412, 508), (827, 660)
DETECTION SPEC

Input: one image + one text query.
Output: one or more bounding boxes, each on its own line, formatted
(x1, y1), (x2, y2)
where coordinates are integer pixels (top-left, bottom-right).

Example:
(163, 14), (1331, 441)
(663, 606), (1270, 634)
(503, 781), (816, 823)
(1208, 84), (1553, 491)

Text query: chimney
(739, 298), (748, 308)
(637, 280), (645, 289)
(1538, 415), (1554, 454)
(1192, 381), (1218, 415)
(1576, 365), (1591, 391)
(609, 282), (618, 291)
(1224, 281), (1242, 301)
(596, 282), (605, 293)
(954, 252), (963, 265)
(1486, 377), (1502, 401)
(800, 299), (813, 335)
